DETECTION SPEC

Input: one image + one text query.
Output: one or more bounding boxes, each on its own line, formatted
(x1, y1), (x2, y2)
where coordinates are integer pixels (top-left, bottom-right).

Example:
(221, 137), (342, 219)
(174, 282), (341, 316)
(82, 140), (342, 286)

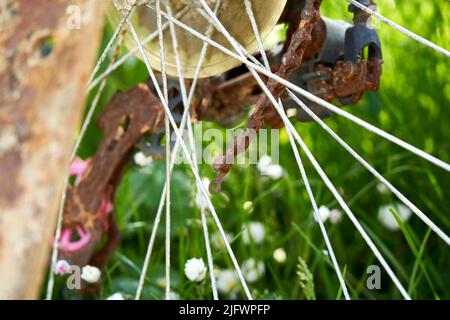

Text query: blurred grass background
(56, 0), (449, 300)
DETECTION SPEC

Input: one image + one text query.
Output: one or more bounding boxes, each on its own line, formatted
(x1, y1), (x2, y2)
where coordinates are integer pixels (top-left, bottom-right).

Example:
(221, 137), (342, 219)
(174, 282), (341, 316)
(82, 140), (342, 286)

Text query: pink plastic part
(58, 226), (92, 253)
(70, 157), (91, 185)
(57, 158), (114, 254)
(100, 194), (114, 215)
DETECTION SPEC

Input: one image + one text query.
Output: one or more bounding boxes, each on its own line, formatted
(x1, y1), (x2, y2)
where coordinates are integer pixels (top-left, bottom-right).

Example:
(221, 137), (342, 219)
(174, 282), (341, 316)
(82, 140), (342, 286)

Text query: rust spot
(4, 0), (65, 50)
(0, 151), (22, 207)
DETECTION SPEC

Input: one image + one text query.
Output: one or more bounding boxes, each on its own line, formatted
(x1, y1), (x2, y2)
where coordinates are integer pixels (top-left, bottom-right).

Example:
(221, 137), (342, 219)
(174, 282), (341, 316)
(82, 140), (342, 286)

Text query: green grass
(55, 0), (449, 300)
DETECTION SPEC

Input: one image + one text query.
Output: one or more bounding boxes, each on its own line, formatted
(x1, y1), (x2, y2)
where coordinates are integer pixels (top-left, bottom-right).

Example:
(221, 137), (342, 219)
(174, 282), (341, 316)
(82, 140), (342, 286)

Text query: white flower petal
(242, 222), (265, 245)
(378, 203), (412, 231)
(313, 205), (331, 223)
(216, 269), (239, 296)
(241, 258), (265, 283)
(376, 183), (389, 195)
(258, 155), (284, 179)
(194, 177), (211, 208)
(257, 155), (272, 172)
(167, 291), (180, 300)
(262, 165), (284, 179)
(107, 292), (125, 300)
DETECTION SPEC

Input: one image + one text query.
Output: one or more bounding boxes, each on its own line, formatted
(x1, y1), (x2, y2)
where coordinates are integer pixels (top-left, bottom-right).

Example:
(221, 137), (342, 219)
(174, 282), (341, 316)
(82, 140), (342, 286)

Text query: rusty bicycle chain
(209, 0), (324, 193)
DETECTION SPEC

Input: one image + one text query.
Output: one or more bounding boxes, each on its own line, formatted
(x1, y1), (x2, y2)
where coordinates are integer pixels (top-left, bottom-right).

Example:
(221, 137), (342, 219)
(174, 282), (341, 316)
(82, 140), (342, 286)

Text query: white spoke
(153, 0), (172, 300)
(134, 10), (193, 302)
(165, 1), (221, 300)
(192, 0), (410, 299)
(282, 99), (351, 300)
(126, 5), (252, 300)
(134, 114), (188, 299)
(287, 114), (411, 299)
(145, 4), (450, 173)
(87, 5), (133, 86)
(243, 0), (270, 70)
(242, 1), (350, 299)
(134, 5), (216, 299)
(347, 0), (450, 58)
(290, 91), (450, 245)
(46, 176), (69, 299)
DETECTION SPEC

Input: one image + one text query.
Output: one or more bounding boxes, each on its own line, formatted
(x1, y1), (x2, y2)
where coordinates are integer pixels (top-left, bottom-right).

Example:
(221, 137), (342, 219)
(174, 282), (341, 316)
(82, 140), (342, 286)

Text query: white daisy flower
(329, 209), (343, 224)
(376, 183), (389, 195)
(107, 292), (125, 300)
(273, 248), (286, 264)
(81, 265), (101, 283)
(184, 258), (207, 282)
(313, 205), (331, 223)
(54, 259), (71, 275)
(195, 177), (211, 208)
(134, 151), (153, 167)
(257, 155), (272, 171)
(257, 155), (284, 180)
(264, 165), (284, 179)
(378, 203), (412, 231)
(211, 232), (234, 250)
(242, 221), (265, 245)
(216, 269), (239, 297)
(241, 258), (265, 283)
(167, 291), (180, 300)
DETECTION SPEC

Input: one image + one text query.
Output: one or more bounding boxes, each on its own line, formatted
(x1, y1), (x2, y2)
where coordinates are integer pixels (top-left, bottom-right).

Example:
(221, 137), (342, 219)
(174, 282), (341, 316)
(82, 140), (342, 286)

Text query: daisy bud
(81, 265), (101, 283)
(273, 248), (287, 264)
